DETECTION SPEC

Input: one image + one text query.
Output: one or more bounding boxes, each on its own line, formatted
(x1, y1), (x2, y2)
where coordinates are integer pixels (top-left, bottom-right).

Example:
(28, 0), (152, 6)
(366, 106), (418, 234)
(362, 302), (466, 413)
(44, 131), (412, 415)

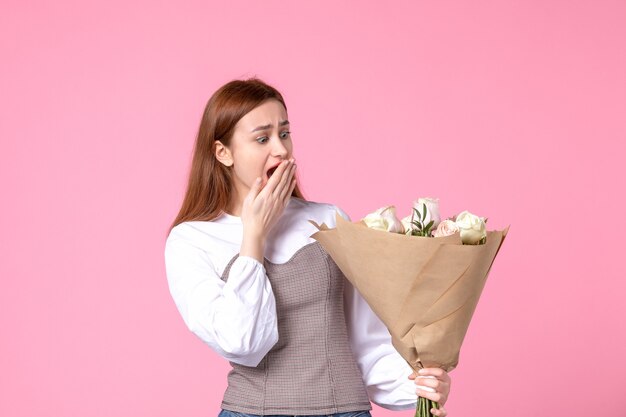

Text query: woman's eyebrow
(250, 120), (290, 132)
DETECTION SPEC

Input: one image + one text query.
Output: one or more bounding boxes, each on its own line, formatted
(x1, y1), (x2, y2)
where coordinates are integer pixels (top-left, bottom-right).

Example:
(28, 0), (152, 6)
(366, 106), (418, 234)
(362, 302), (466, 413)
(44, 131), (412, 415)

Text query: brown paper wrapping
(310, 213), (509, 373)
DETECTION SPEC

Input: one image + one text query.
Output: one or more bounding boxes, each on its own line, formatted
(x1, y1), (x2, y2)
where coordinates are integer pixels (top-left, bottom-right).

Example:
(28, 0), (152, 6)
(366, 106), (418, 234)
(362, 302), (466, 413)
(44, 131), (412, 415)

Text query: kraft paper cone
(310, 213), (509, 373)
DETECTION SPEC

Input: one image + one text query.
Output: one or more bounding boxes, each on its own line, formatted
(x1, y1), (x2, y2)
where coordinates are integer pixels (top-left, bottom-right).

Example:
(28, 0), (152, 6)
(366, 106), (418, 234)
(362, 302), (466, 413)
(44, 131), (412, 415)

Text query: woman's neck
(225, 195), (244, 217)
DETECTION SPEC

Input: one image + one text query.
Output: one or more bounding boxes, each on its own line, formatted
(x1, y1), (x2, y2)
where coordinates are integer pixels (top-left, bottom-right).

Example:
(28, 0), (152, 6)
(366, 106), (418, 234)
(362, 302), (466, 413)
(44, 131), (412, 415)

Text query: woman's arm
(343, 277), (418, 410)
(165, 236), (278, 367)
(165, 160), (296, 367)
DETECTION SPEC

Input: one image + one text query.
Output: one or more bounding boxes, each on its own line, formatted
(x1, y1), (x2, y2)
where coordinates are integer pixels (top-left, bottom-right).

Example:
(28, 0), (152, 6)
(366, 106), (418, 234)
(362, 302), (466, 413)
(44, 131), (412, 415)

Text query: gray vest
(219, 241), (372, 415)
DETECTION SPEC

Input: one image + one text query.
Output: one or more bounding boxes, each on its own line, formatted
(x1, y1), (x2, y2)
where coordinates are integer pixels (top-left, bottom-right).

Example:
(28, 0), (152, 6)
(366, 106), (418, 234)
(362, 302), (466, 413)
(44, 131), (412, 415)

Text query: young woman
(165, 78), (452, 417)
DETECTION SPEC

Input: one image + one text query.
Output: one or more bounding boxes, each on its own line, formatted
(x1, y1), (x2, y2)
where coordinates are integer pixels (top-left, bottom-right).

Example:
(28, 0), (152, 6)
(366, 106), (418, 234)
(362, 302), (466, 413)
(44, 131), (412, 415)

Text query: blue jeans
(218, 409), (372, 417)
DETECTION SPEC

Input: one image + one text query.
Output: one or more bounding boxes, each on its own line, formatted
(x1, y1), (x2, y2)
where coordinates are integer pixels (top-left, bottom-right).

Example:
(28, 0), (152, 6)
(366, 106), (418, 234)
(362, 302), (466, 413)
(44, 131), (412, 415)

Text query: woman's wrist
(240, 227), (265, 263)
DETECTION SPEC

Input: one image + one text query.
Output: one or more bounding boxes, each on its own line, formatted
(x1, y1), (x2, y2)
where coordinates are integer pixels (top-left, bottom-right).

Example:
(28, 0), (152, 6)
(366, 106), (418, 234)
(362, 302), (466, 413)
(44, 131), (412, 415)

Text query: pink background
(1, 1), (625, 416)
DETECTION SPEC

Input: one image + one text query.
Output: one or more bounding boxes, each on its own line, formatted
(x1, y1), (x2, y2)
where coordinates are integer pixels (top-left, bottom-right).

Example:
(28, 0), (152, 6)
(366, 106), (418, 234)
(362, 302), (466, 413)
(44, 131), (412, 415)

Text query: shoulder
(165, 217), (242, 263)
(167, 221), (216, 248)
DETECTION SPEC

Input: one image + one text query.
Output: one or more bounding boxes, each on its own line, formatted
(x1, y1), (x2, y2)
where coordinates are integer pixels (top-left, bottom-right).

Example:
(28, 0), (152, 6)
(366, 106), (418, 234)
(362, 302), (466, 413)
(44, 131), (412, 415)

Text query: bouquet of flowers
(310, 198), (509, 417)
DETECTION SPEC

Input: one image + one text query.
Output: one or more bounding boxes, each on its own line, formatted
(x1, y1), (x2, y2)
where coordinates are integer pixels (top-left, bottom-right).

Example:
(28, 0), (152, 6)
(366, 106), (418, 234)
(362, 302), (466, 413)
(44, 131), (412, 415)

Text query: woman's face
(222, 99), (293, 200)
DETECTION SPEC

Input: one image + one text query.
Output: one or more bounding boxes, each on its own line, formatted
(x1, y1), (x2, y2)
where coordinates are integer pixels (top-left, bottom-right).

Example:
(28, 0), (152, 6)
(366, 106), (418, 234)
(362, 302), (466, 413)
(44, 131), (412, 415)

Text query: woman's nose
(271, 137), (288, 158)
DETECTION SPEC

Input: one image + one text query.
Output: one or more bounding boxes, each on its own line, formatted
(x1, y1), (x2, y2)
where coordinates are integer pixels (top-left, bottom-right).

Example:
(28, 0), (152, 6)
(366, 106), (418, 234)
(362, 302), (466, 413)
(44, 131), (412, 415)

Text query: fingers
(243, 177), (264, 211)
(430, 405), (447, 417)
(410, 368), (450, 415)
(416, 368), (451, 386)
(246, 177), (263, 201)
(419, 368), (450, 381)
(416, 375), (439, 391)
(242, 159), (296, 236)
(262, 159), (293, 194)
(409, 368), (450, 382)
(267, 161), (295, 210)
(278, 163), (297, 202)
(414, 368), (450, 406)
(416, 387), (445, 405)
(416, 386), (448, 407)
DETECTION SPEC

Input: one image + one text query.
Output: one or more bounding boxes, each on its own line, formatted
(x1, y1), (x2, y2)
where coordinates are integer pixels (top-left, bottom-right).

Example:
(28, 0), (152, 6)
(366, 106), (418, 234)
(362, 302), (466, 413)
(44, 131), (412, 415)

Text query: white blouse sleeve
(164, 235), (278, 367)
(344, 280), (418, 410)
(334, 206), (418, 411)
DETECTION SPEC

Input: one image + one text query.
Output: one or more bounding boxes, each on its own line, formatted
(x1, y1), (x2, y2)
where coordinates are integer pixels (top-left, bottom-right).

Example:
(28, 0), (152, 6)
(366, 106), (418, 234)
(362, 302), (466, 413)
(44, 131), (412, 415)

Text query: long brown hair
(170, 78), (305, 231)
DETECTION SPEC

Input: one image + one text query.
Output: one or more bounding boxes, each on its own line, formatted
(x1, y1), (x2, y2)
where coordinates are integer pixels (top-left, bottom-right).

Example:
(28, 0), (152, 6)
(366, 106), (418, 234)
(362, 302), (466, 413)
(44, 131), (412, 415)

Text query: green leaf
(421, 203), (427, 221)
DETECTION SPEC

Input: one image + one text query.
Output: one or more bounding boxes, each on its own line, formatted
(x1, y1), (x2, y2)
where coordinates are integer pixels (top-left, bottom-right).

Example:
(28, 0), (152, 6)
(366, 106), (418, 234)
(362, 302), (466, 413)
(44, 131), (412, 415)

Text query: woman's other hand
(409, 368), (452, 417)
(240, 159), (297, 261)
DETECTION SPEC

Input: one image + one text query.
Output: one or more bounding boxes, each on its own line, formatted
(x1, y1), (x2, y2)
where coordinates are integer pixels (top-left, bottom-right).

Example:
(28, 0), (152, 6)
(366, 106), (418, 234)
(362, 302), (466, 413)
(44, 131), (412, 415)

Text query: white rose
(455, 210), (487, 244)
(412, 197), (441, 229)
(401, 215), (414, 236)
(433, 219), (459, 237)
(362, 206), (405, 234)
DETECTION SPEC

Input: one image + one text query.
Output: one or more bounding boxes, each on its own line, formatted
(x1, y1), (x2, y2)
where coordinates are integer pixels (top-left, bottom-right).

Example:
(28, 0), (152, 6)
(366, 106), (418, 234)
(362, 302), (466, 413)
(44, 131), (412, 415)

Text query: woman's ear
(214, 141), (233, 167)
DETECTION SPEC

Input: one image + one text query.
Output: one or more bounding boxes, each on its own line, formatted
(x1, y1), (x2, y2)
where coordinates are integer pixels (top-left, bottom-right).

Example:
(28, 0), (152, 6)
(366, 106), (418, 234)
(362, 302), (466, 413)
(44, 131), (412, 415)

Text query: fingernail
(418, 369), (427, 375)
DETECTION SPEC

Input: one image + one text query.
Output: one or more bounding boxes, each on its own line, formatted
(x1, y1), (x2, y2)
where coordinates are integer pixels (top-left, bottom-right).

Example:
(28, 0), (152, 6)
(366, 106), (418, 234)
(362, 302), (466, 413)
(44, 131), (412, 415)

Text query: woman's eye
(256, 136), (269, 144)
(280, 131), (291, 139)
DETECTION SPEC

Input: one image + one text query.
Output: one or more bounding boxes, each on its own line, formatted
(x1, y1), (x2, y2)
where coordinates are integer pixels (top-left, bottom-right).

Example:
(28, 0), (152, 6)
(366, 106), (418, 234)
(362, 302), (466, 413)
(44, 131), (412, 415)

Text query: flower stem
(415, 397), (440, 417)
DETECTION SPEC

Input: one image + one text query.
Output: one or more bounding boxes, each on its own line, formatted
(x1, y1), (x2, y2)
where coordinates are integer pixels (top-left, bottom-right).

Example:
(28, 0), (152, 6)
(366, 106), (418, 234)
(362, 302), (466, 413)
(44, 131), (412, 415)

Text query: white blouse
(164, 197), (418, 411)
